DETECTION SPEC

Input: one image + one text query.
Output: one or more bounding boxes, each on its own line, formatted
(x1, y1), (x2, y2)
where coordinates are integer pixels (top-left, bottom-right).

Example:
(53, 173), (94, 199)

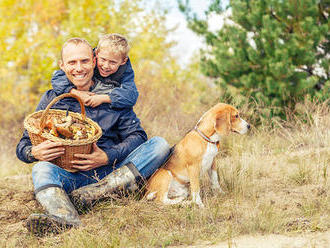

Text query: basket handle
(39, 93), (86, 132)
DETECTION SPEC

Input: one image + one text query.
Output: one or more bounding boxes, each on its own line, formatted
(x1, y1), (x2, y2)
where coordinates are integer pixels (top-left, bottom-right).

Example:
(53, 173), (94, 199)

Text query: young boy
(52, 34), (138, 108)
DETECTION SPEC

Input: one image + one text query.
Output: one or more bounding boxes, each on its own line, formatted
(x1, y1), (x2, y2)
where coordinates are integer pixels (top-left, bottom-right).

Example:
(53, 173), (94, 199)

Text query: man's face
(96, 49), (127, 77)
(60, 43), (96, 91)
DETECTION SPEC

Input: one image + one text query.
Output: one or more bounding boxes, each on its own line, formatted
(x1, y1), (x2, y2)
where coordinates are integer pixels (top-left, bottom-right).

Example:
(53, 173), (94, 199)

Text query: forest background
(0, 0), (329, 247)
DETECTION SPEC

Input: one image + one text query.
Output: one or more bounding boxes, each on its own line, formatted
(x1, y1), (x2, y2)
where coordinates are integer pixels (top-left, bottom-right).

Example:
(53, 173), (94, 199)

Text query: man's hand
(71, 143), (109, 171)
(31, 140), (64, 161)
(70, 88), (95, 106)
(85, 94), (111, 107)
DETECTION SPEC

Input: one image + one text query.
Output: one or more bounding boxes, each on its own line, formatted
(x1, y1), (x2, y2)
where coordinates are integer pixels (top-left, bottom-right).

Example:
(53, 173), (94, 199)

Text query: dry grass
(0, 100), (329, 247)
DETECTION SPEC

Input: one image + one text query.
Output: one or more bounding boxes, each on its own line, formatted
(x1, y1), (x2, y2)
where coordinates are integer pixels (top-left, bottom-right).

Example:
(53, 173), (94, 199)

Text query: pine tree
(180, 0), (329, 118)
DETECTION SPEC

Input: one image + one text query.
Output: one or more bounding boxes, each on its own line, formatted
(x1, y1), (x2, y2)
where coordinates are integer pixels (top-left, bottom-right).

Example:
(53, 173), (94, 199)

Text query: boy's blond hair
(61, 37), (93, 61)
(96, 34), (130, 60)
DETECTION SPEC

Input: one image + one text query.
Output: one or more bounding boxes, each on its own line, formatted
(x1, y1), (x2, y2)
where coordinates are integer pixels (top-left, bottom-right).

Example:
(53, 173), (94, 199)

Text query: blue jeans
(32, 137), (170, 194)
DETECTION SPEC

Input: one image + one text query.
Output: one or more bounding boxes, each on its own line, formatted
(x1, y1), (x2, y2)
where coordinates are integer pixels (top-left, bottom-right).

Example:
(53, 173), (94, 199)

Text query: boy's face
(60, 43), (96, 91)
(96, 49), (127, 77)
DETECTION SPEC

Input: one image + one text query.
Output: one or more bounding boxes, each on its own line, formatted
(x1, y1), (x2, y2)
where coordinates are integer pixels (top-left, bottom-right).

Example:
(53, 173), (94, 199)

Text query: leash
(194, 126), (220, 150)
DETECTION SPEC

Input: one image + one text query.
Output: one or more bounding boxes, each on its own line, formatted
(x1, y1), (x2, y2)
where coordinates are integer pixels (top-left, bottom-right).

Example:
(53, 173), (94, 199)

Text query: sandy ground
(173, 230), (330, 248)
(1, 175), (329, 248)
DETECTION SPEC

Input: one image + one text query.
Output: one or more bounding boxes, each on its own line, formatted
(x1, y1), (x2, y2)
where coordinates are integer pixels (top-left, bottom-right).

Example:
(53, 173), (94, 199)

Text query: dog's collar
(194, 126), (220, 149)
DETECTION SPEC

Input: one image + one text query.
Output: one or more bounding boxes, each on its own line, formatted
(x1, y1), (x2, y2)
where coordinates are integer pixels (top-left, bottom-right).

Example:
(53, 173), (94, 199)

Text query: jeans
(32, 137), (170, 194)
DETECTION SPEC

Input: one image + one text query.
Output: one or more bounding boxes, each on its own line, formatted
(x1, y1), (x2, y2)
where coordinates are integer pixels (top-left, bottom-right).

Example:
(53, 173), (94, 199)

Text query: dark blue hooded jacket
(16, 90), (147, 168)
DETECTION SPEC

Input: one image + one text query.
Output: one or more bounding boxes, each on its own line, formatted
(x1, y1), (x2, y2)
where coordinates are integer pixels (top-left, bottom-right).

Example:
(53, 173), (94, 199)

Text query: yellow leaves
(33, 0), (66, 26)
(0, 0), (174, 106)
(1, 0), (216, 141)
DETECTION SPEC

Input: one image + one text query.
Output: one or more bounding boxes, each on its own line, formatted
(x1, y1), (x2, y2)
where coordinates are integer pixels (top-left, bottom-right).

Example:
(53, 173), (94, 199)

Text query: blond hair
(61, 38), (93, 61)
(96, 34), (130, 59)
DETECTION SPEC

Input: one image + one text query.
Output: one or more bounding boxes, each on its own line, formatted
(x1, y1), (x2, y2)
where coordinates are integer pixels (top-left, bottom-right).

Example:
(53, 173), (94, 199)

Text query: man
(52, 33), (139, 108)
(16, 38), (170, 235)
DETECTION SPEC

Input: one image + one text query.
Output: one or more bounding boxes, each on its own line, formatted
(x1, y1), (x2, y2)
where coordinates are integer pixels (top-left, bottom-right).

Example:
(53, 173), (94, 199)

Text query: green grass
(0, 100), (329, 247)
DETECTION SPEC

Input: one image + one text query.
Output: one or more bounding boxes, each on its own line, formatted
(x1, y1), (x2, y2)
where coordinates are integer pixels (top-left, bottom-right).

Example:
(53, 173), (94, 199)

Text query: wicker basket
(24, 93), (102, 172)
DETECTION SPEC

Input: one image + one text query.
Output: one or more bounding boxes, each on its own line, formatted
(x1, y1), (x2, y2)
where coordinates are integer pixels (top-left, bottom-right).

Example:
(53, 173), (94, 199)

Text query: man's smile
(72, 73), (87, 79)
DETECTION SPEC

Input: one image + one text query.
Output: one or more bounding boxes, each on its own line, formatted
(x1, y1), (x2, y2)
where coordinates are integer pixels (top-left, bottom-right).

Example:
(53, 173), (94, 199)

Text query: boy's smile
(96, 49), (127, 77)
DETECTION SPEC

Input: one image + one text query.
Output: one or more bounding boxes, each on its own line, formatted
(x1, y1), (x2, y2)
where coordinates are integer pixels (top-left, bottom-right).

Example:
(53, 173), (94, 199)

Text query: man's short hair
(96, 34), (130, 59)
(61, 37), (93, 61)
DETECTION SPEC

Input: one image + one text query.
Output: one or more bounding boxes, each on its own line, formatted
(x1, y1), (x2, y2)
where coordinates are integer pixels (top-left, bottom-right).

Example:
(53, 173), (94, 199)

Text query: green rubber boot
(70, 163), (144, 210)
(26, 187), (81, 236)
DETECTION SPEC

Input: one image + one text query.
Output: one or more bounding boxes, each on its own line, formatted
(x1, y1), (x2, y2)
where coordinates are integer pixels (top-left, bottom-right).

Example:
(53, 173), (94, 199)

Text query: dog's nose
(247, 124), (251, 129)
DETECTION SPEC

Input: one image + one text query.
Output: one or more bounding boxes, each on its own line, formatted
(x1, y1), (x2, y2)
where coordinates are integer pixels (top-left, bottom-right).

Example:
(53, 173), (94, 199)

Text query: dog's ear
(214, 110), (231, 135)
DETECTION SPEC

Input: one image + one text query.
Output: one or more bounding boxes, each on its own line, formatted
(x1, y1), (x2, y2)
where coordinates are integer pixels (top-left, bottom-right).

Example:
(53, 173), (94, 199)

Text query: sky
(163, 0), (229, 66)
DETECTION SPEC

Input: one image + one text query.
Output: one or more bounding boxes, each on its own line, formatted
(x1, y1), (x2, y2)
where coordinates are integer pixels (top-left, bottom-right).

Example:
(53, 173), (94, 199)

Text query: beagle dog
(145, 103), (250, 208)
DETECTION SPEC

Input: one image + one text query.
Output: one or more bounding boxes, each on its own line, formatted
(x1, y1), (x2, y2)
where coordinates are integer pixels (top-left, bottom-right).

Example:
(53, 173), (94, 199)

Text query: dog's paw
(197, 202), (205, 208)
(180, 200), (192, 206)
(193, 198), (205, 208)
(212, 185), (225, 194)
(163, 196), (185, 205)
(180, 200), (205, 208)
(145, 191), (157, 200)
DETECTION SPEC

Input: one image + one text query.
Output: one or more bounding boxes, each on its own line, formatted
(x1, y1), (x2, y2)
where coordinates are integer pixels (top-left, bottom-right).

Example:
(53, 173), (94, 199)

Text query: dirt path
(180, 230), (330, 248)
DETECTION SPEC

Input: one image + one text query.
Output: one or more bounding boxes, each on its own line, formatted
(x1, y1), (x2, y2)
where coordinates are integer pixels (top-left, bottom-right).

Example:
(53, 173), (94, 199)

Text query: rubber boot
(70, 163), (144, 210)
(26, 187), (81, 236)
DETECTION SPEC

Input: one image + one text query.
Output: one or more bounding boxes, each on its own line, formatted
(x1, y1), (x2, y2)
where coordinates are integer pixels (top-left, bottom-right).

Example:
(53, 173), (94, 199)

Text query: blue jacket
(51, 58), (138, 109)
(16, 90), (147, 168)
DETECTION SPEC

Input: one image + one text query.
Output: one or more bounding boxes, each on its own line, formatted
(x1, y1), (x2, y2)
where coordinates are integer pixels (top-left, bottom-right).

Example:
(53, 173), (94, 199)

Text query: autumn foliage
(0, 0), (216, 145)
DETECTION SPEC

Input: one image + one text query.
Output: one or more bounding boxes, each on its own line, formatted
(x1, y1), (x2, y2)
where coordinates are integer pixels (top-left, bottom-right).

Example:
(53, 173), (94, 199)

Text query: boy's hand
(85, 95), (111, 108)
(70, 88), (95, 105)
